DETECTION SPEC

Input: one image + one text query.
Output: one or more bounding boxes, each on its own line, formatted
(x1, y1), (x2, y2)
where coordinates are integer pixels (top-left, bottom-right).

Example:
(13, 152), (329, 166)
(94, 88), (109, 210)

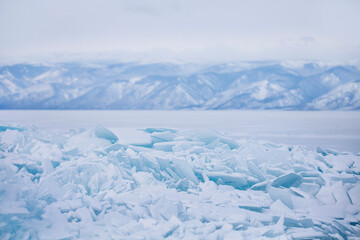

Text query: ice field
(0, 111), (360, 239)
(1, 110), (360, 153)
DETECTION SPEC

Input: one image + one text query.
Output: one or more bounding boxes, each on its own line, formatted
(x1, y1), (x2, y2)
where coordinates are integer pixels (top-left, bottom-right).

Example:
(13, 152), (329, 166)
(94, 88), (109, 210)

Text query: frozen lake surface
(1, 110), (359, 153)
(1, 110), (360, 239)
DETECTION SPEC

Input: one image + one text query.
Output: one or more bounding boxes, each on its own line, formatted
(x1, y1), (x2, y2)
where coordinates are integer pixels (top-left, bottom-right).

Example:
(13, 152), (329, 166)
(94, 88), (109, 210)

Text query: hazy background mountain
(0, 61), (359, 110)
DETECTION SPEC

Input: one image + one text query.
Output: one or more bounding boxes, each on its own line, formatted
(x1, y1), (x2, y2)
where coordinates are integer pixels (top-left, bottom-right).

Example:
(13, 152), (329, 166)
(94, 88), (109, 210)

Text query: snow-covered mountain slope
(1, 125), (360, 239)
(0, 62), (359, 110)
(307, 81), (360, 110)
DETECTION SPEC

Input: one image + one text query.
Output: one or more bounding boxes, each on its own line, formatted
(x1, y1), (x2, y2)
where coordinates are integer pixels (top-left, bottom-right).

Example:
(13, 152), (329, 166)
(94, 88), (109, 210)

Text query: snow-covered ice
(0, 124), (359, 239)
(1, 110), (359, 153)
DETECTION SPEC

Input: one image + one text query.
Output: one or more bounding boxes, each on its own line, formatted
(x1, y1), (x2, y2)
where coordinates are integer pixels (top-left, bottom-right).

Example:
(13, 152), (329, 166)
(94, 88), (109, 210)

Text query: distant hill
(0, 61), (359, 110)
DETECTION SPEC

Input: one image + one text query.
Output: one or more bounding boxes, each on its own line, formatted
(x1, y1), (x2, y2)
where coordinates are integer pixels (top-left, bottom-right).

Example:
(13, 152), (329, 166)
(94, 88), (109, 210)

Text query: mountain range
(0, 61), (359, 110)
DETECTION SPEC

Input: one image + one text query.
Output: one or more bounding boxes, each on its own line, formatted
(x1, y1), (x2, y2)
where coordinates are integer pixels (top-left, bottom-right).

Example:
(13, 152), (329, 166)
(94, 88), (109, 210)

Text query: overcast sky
(0, 0), (359, 63)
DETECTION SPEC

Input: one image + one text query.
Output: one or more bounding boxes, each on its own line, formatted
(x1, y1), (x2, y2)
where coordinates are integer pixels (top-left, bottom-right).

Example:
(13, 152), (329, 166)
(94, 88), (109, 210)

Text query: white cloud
(0, 0), (359, 63)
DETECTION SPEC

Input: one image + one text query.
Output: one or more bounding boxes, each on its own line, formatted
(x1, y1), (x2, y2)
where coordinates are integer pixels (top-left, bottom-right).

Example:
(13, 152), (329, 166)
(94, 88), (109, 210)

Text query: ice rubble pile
(0, 125), (359, 239)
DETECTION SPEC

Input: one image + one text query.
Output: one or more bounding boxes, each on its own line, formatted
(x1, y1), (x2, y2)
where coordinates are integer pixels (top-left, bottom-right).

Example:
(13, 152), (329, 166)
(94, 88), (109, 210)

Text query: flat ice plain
(1, 110), (359, 153)
(1, 110), (360, 239)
